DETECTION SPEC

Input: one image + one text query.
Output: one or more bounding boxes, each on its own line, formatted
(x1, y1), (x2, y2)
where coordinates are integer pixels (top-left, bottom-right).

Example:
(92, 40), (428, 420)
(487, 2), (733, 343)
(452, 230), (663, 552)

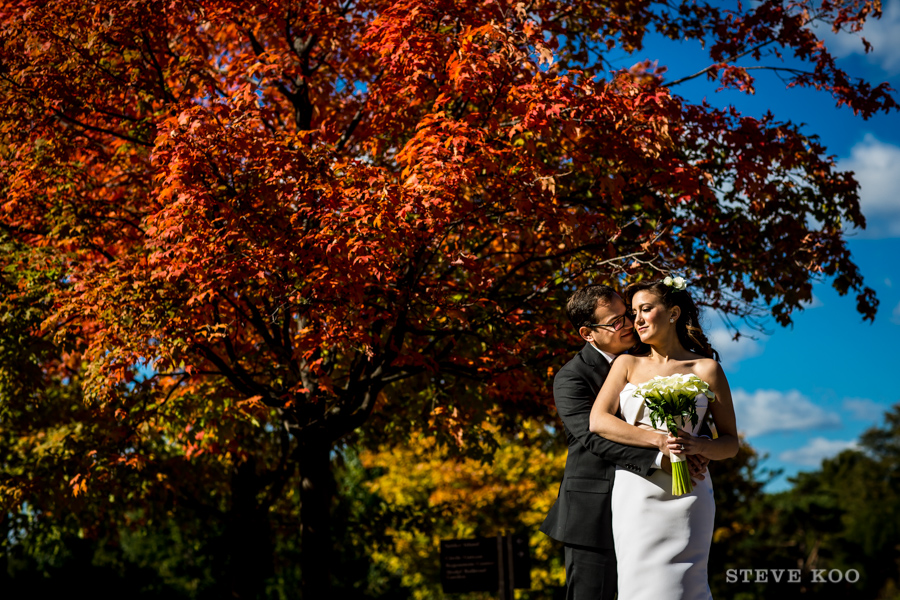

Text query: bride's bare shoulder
(693, 357), (724, 380)
(611, 354), (639, 369)
(609, 353), (644, 377)
(617, 353), (648, 368)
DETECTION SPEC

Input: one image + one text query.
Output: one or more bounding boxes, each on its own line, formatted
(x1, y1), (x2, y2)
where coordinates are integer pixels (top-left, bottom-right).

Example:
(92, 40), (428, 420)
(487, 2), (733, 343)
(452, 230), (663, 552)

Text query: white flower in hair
(664, 276), (687, 291)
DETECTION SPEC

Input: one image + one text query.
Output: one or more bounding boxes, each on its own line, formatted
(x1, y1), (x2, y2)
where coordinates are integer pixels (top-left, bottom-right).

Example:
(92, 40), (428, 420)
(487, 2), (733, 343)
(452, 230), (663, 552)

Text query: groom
(540, 284), (670, 600)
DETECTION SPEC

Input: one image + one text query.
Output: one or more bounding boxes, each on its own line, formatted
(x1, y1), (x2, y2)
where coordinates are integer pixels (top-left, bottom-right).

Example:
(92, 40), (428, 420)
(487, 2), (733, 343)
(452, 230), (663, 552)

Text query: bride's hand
(667, 429), (703, 456)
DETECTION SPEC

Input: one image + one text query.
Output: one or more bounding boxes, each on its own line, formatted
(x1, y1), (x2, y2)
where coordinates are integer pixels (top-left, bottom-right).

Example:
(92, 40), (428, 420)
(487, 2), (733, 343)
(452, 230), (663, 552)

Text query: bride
(589, 278), (739, 600)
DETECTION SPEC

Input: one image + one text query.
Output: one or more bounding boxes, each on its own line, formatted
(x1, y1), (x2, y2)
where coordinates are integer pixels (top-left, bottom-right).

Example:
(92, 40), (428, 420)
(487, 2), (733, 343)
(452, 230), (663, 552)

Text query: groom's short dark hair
(566, 284), (619, 332)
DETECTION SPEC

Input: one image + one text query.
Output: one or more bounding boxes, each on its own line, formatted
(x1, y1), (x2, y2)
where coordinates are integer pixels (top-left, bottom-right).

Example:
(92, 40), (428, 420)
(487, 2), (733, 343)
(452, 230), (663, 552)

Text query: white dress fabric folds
(611, 382), (715, 600)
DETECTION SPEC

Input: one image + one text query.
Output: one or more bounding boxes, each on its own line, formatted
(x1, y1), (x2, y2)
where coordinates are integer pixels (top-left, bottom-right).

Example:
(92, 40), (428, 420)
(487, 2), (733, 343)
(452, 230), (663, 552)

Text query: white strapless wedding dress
(612, 382), (715, 600)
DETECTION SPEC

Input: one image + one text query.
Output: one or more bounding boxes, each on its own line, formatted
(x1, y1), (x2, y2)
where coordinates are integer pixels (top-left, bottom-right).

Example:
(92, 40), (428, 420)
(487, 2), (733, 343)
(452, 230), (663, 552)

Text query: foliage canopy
(1, 0), (896, 596)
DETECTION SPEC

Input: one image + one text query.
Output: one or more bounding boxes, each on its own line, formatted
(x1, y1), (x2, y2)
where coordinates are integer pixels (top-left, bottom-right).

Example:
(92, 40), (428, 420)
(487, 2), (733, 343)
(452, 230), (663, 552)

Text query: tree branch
(51, 108), (153, 147)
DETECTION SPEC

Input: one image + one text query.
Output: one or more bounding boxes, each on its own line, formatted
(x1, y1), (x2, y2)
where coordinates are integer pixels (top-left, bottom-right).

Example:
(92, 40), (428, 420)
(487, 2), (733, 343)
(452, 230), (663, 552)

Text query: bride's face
(631, 290), (676, 344)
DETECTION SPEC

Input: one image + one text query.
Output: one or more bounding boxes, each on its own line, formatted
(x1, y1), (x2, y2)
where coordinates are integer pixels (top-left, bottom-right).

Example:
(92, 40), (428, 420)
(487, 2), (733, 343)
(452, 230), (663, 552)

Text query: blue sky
(609, 1), (900, 491)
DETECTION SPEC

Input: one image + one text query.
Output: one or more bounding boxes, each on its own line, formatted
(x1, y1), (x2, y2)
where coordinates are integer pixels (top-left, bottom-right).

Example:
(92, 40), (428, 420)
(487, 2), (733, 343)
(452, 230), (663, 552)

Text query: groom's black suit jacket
(540, 343), (658, 549)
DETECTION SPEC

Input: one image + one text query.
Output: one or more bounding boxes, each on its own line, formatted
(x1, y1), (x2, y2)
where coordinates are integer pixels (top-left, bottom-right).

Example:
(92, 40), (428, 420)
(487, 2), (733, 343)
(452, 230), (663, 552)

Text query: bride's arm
(671, 360), (739, 461)
(589, 358), (668, 453)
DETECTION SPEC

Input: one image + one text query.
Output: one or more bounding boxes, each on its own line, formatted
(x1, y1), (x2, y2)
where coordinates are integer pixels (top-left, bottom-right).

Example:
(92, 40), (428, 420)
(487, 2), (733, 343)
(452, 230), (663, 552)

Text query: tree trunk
(224, 457), (274, 599)
(298, 432), (335, 598)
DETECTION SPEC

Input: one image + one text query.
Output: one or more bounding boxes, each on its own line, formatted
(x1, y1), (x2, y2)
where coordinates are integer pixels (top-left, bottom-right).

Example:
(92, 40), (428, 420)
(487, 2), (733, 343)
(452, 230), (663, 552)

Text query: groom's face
(583, 295), (635, 355)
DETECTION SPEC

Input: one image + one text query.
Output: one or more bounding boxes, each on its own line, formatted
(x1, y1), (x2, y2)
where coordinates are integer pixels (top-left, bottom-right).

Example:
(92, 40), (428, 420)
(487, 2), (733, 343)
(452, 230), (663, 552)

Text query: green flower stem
(670, 452), (693, 496)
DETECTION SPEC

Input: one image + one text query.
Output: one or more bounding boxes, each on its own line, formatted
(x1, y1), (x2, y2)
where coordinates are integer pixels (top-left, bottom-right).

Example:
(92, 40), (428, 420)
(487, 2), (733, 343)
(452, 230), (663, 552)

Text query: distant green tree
(716, 405), (900, 599)
(706, 440), (780, 598)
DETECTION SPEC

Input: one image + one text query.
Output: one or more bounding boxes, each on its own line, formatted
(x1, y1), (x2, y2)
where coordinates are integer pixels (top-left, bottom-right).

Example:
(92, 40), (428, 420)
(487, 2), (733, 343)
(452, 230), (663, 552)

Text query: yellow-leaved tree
(359, 419), (566, 599)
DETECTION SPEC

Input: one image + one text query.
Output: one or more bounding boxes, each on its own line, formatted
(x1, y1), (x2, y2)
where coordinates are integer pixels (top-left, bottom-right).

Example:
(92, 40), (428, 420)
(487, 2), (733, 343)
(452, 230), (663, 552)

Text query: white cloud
(843, 397), (888, 421)
(838, 135), (900, 239)
(893, 300), (900, 325)
(779, 437), (859, 467)
(886, 278), (894, 288)
(822, 0), (900, 74)
(733, 389), (842, 437)
(708, 328), (764, 370)
(801, 294), (823, 309)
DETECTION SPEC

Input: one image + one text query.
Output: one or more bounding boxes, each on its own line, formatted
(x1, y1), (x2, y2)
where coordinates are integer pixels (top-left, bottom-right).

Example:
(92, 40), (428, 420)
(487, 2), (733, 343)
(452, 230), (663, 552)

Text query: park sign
(440, 534), (530, 597)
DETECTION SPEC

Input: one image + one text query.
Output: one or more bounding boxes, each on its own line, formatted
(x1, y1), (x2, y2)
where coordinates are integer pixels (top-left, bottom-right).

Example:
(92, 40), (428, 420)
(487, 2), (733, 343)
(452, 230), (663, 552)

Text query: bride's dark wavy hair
(624, 279), (720, 361)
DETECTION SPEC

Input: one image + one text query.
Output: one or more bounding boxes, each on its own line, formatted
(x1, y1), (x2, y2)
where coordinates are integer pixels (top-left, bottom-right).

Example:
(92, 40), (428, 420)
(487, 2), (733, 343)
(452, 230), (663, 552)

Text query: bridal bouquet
(632, 374), (716, 496)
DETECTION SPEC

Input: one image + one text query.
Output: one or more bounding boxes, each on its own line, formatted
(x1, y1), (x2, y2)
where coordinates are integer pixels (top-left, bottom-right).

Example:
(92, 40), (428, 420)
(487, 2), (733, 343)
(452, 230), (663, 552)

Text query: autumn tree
(0, 232), (296, 598)
(1, 0), (895, 596)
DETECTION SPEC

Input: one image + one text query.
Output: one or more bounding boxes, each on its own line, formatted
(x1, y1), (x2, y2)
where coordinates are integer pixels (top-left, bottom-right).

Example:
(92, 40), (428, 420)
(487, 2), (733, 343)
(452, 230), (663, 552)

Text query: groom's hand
(688, 454), (710, 483)
(660, 455), (672, 475)
(659, 455), (707, 481)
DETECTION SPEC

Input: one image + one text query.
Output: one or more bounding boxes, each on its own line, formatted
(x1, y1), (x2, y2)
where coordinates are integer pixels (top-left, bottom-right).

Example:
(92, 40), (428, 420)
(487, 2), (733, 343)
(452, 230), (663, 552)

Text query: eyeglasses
(586, 312), (633, 332)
